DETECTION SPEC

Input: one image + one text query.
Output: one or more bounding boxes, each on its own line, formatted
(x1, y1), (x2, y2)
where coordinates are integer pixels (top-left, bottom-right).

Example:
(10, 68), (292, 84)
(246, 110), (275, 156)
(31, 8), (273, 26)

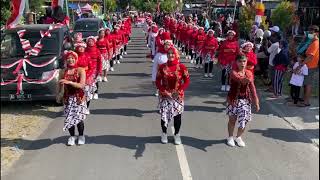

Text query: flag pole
(232, 0), (237, 23)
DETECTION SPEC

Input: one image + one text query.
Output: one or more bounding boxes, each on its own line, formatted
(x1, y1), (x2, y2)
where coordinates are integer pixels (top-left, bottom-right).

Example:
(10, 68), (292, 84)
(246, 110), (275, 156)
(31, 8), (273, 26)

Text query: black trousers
(68, 121), (84, 136)
(196, 56), (203, 64)
(189, 49), (195, 59)
(124, 45), (127, 52)
(95, 82), (99, 93)
(161, 114), (181, 135)
(204, 62), (213, 73)
(221, 68), (229, 85)
(290, 84), (301, 104)
(110, 57), (115, 67)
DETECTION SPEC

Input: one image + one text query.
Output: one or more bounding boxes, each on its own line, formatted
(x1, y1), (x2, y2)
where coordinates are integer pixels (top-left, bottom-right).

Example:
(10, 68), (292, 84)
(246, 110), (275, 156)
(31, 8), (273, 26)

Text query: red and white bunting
(17, 29), (26, 38)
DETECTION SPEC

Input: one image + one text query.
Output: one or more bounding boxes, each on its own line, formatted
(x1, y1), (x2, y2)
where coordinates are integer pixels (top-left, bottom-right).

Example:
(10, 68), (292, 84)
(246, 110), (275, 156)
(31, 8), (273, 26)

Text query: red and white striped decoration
(6, 0), (26, 29)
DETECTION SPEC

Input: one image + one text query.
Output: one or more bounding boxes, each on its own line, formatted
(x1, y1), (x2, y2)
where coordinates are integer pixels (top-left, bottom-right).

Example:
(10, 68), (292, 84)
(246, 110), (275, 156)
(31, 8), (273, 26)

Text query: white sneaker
(78, 136), (85, 145)
(204, 74), (208, 78)
(85, 109), (90, 115)
(117, 60), (120, 64)
(67, 136), (76, 146)
(110, 67), (114, 72)
(93, 93), (98, 100)
(124, 52), (127, 55)
(152, 60), (154, 63)
(226, 85), (231, 92)
(235, 136), (246, 147)
(120, 55), (123, 59)
(226, 136), (235, 147)
(174, 134), (182, 145)
(221, 85), (226, 91)
(103, 77), (108, 82)
(96, 76), (102, 82)
(209, 73), (213, 77)
(161, 133), (168, 144)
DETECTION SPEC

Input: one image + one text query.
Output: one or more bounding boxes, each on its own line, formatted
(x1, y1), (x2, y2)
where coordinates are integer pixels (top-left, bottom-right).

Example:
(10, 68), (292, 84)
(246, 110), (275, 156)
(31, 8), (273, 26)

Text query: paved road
(3, 27), (319, 180)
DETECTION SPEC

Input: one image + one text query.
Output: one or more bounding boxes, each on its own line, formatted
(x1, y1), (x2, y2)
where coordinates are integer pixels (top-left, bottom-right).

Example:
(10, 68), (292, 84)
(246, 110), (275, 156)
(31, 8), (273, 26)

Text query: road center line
(171, 126), (193, 180)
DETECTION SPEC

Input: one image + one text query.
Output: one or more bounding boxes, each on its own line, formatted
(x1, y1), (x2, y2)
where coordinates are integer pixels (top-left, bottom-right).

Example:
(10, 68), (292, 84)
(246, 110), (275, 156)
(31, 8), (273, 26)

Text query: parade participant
(176, 20), (184, 50)
(202, 29), (218, 77)
(169, 19), (178, 45)
(218, 30), (239, 91)
(185, 23), (194, 61)
(85, 36), (102, 100)
(73, 32), (83, 44)
(226, 54), (260, 147)
(105, 28), (116, 72)
(233, 42), (257, 76)
(117, 20), (125, 60)
(52, 5), (70, 26)
(155, 28), (165, 53)
(156, 47), (190, 145)
(113, 25), (123, 64)
(121, 23), (129, 55)
(150, 24), (159, 60)
(58, 51), (87, 146)
(152, 32), (172, 96)
(195, 27), (206, 68)
(189, 25), (198, 64)
(75, 42), (96, 115)
(96, 28), (110, 82)
(180, 22), (188, 55)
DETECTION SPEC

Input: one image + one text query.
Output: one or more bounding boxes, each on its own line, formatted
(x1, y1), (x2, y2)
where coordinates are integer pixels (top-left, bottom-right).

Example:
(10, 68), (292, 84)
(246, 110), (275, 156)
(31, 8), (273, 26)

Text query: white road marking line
(171, 126), (193, 180)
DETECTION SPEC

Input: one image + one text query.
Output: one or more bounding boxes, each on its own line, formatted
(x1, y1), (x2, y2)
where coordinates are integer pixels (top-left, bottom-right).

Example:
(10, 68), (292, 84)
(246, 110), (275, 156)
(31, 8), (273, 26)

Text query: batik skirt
(159, 97), (184, 127)
(226, 99), (252, 129)
(101, 53), (110, 71)
(63, 96), (87, 131)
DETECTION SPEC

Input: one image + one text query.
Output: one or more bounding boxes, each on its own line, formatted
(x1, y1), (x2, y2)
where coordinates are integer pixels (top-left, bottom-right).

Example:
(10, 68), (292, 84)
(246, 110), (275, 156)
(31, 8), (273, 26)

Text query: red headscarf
(167, 47), (179, 66)
(64, 50), (78, 69)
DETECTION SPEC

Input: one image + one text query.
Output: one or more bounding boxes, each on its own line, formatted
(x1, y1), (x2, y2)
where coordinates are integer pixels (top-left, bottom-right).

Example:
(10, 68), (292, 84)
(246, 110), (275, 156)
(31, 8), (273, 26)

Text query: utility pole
(66, 0), (70, 18)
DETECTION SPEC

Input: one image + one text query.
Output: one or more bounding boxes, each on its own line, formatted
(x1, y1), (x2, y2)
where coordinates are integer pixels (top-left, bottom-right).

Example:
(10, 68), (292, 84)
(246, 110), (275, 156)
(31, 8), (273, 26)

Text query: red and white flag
(6, 0), (26, 29)
(51, 0), (64, 8)
(17, 29), (26, 38)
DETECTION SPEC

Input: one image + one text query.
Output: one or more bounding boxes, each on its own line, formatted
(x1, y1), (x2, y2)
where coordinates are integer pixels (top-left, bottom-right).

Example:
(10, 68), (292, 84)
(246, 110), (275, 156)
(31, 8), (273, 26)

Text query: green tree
(239, 6), (255, 38)
(1, 0), (11, 26)
(160, 0), (177, 13)
(105, 0), (117, 13)
(30, 0), (45, 14)
(271, 1), (295, 36)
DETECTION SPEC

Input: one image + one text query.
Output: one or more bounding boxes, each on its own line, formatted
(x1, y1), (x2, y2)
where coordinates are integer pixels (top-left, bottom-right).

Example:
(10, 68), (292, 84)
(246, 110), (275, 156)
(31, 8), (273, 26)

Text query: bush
(271, 1), (295, 36)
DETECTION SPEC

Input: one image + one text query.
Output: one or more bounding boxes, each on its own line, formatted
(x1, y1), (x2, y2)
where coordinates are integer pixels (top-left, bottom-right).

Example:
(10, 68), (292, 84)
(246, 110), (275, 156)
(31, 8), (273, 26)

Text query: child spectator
(288, 54), (308, 105)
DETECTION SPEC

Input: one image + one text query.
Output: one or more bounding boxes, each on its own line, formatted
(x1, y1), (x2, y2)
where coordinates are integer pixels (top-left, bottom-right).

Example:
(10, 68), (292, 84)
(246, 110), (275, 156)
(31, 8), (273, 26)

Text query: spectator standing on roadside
(298, 25), (319, 107)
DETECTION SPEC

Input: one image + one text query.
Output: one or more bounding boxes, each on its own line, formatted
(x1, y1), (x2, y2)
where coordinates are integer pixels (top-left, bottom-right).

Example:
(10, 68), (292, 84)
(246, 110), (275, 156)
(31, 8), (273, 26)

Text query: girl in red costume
(113, 25), (123, 65)
(156, 47), (190, 145)
(176, 21), (184, 51)
(96, 29), (110, 82)
(189, 25), (198, 64)
(105, 28), (116, 72)
(85, 36), (102, 100)
(202, 29), (219, 78)
(226, 54), (260, 147)
(58, 51), (86, 146)
(218, 30), (239, 91)
(232, 42), (257, 76)
(75, 42), (96, 115)
(195, 27), (206, 68)
(185, 23), (194, 61)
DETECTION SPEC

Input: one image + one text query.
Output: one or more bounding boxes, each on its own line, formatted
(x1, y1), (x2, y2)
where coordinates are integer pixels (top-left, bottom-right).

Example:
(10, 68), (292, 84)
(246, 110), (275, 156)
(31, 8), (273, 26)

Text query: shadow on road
(109, 73), (150, 77)
(98, 92), (153, 99)
(249, 128), (319, 144)
(1, 135), (226, 159)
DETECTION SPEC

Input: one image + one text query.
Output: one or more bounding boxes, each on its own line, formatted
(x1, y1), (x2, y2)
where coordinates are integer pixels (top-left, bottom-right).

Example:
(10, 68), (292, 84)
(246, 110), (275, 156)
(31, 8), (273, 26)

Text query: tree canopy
(271, 1), (295, 35)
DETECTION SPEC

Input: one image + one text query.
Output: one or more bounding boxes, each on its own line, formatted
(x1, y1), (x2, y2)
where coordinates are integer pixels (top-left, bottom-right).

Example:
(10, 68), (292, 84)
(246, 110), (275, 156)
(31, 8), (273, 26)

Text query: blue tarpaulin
(68, 3), (78, 10)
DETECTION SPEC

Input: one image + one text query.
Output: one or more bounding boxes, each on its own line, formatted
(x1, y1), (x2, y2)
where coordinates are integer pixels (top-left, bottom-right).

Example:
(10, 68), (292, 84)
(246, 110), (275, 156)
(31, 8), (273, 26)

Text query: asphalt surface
(3, 27), (319, 180)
